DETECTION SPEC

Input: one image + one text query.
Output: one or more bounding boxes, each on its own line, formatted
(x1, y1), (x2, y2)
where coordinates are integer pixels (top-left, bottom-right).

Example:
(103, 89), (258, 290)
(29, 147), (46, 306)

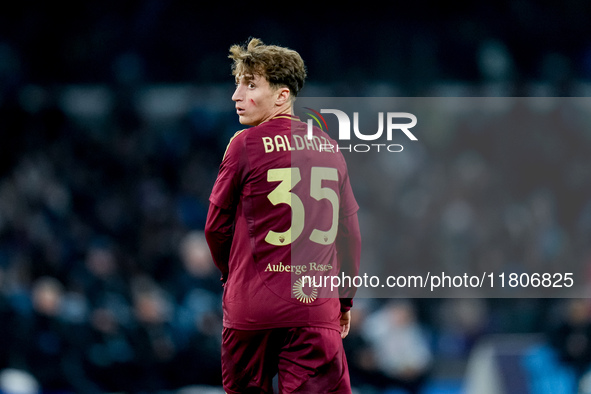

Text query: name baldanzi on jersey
(262, 134), (336, 154)
(264, 261), (333, 275)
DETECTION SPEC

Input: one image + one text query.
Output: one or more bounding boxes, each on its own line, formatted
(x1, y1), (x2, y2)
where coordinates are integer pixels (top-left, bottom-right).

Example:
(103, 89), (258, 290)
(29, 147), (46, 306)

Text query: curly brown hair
(229, 38), (307, 99)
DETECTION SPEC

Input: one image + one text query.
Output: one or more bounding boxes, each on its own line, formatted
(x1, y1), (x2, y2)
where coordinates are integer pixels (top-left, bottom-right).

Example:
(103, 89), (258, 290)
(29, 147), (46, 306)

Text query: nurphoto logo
(303, 107), (418, 153)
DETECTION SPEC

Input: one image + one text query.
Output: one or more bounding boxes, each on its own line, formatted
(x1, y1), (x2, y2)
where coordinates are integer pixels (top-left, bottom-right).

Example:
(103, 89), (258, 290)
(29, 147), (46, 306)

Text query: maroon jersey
(207, 114), (359, 331)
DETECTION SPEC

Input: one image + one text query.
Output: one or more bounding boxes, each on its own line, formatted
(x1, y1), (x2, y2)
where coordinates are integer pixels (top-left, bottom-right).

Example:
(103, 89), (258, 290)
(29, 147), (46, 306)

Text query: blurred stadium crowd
(2, 1), (591, 393)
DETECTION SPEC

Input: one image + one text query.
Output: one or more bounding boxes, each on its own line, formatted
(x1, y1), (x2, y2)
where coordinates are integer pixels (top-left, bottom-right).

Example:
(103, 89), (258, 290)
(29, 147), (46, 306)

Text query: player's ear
(275, 86), (291, 106)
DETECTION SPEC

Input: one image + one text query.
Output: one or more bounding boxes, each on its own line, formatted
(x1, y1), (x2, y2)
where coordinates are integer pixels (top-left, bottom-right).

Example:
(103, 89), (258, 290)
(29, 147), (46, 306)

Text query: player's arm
(204, 202), (235, 284)
(335, 158), (361, 339)
(336, 211), (360, 339)
(336, 211), (361, 313)
(205, 129), (246, 284)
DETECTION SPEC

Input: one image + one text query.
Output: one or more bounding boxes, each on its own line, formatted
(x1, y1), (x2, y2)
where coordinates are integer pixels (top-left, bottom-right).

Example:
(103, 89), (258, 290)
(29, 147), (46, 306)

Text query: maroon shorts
(222, 326), (351, 393)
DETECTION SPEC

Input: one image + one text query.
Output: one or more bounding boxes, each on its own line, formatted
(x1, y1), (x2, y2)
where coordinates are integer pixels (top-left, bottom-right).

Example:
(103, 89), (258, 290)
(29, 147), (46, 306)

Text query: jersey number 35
(265, 167), (338, 246)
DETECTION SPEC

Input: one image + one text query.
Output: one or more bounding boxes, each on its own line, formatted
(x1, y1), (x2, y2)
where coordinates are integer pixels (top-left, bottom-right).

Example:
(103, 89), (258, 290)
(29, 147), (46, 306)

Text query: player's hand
(340, 310), (351, 339)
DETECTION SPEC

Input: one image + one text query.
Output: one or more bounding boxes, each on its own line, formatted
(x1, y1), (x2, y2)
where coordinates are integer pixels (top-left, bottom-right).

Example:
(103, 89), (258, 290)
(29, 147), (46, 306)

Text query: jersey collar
(272, 114), (300, 121)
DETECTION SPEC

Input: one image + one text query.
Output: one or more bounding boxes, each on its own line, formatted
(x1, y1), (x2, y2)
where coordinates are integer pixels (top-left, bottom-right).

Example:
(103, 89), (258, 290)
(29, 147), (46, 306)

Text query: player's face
(232, 74), (283, 126)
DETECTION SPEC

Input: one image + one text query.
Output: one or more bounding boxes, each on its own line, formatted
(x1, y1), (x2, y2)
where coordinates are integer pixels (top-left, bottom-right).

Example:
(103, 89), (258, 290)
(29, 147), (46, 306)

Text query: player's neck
(260, 103), (293, 124)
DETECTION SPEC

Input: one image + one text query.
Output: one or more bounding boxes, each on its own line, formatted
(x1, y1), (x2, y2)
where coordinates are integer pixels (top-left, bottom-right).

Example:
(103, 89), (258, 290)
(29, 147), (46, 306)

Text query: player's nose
(232, 85), (243, 102)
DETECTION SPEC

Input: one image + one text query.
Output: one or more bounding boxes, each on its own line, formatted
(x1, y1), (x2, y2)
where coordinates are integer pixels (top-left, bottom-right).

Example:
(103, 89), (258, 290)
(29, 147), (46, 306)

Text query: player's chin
(238, 116), (257, 127)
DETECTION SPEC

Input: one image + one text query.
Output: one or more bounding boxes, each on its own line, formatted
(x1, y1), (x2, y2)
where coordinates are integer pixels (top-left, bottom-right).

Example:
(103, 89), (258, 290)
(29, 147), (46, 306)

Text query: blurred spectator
(166, 230), (223, 303)
(436, 298), (488, 358)
(342, 300), (383, 392)
(12, 276), (99, 392)
(80, 306), (135, 392)
(69, 239), (131, 310)
(171, 305), (223, 387)
(548, 299), (591, 380)
(126, 276), (178, 392)
(362, 300), (433, 394)
(166, 231), (223, 387)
